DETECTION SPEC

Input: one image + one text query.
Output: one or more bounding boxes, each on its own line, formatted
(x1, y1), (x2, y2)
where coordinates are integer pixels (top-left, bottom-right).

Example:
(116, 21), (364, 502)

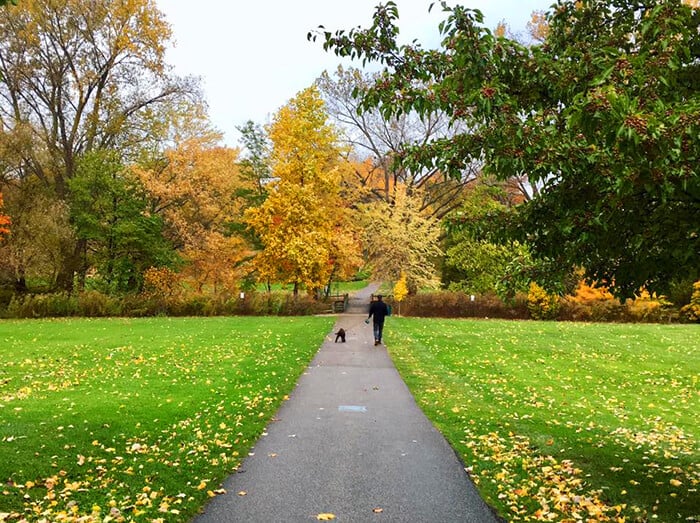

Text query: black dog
(334, 328), (346, 343)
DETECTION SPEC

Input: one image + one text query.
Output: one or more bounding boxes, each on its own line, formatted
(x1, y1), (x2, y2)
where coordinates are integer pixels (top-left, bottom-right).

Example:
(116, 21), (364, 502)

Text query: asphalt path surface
(193, 284), (501, 522)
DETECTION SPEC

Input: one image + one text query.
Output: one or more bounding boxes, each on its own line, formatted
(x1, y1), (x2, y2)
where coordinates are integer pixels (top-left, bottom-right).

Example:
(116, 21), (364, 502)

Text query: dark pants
(373, 320), (385, 343)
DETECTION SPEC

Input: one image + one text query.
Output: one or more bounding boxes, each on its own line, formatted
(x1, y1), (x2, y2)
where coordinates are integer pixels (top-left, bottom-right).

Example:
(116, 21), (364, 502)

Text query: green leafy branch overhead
(311, 0), (700, 298)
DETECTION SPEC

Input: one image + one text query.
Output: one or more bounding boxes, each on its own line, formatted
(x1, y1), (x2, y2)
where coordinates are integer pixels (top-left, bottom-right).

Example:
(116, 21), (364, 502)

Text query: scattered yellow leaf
(237, 491), (247, 496)
(670, 479), (682, 487)
(316, 513), (336, 520)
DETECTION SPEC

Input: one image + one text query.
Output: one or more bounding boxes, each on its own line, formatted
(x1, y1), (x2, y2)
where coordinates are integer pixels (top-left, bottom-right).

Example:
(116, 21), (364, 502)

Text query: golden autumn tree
(326, 159), (364, 292)
(357, 183), (443, 293)
(393, 271), (408, 315)
(135, 135), (253, 294)
(245, 86), (361, 296)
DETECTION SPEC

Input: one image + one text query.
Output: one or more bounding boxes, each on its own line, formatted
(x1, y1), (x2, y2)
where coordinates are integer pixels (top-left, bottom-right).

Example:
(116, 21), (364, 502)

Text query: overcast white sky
(155, 1), (554, 147)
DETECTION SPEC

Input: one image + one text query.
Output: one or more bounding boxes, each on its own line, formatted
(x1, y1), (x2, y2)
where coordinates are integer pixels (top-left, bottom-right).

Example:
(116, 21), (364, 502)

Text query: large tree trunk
(55, 239), (87, 292)
(14, 270), (27, 294)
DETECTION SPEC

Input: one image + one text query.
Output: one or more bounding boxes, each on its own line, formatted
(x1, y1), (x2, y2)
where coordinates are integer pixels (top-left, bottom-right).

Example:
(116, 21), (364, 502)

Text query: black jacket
(368, 300), (389, 323)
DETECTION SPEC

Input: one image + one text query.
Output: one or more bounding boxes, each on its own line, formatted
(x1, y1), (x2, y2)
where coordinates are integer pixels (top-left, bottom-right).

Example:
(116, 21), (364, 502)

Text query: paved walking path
(193, 284), (501, 522)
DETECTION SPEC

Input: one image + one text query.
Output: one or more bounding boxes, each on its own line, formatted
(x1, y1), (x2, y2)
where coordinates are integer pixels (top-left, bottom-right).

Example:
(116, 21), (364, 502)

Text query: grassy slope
(386, 318), (698, 522)
(0, 316), (335, 522)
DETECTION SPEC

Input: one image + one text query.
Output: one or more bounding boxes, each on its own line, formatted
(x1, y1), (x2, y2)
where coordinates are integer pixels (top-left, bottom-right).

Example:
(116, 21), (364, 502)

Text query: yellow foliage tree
(681, 281), (700, 322)
(245, 86), (361, 295)
(357, 183), (443, 293)
(394, 272), (408, 302)
(142, 266), (179, 299)
(393, 271), (408, 316)
(527, 282), (561, 320)
(182, 232), (250, 294)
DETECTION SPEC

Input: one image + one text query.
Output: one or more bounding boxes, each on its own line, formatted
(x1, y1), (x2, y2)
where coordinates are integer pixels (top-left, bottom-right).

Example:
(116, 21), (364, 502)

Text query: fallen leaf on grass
(316, 513), (336, 520)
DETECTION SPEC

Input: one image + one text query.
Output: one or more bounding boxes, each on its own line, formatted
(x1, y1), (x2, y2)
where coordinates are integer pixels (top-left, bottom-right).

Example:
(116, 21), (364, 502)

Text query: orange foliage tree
(135, 136), (254, 293)
(527, 10), (549, 43)
(0, 193), (9, 240)
(567, 278), (615, 303)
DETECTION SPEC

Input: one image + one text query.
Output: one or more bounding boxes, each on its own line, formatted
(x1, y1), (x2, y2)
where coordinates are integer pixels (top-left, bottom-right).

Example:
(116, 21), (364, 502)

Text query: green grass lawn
(2, 316), (697, 522)
(0, 316), (335, 522)
(386, 318), (699, 522)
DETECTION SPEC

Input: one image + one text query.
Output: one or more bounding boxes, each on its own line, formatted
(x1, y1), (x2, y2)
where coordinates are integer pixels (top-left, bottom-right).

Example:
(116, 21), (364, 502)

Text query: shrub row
(0, 290), (329, 319)
(392, 290), (688, 323)
(0, 288), (693, 323)
(395, 291), (530, 320)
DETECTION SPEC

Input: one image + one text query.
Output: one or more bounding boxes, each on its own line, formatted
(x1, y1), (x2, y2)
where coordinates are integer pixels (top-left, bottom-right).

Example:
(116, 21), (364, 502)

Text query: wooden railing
(326, 293), (349, 313)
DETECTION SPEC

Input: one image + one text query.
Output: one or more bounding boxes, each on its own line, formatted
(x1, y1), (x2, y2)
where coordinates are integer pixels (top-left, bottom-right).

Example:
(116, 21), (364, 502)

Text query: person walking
(366, 294), (390, 346)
